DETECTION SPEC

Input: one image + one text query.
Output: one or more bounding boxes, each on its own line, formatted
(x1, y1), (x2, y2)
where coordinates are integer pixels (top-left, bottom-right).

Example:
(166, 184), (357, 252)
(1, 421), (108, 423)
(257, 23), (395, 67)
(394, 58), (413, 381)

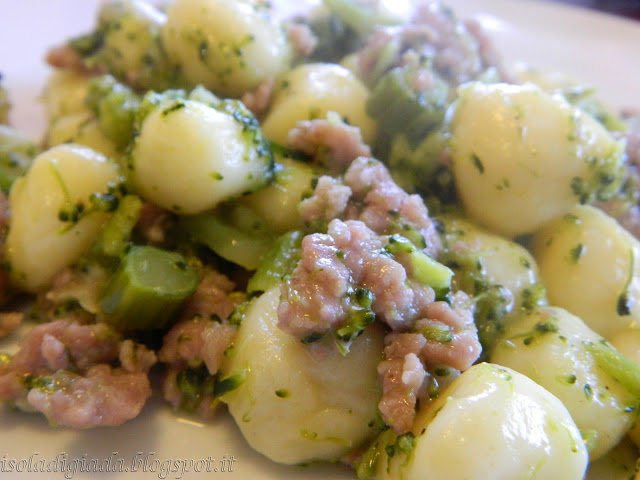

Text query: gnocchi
(360, 362), (587, 480)
(449, 81), (625, 237)
(162, 0), (292, 97)
(6, 143), (123, 291)
(490, 306), (638, 460)
(131, 97), (273, 214)
(261, 63), (377, 145)
(531, 204), (640, 339)
(220, 287), (384, 465)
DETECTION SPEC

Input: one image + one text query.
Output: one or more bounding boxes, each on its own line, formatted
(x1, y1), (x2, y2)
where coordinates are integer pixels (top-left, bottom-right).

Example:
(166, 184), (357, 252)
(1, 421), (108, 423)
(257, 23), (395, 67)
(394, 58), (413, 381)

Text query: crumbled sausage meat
(0, 320), (156, 428)
(300, 157), (441, 257)
(278, 219), (437, 339)
(287, 117), (372, 174)
(158, 269), (241, 418)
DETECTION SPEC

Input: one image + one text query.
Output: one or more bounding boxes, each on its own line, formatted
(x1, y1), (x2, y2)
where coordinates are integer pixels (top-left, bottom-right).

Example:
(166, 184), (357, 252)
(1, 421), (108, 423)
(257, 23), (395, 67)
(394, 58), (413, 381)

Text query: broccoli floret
(86, 75), (141, 151)
(0, 124), (39, 193)
(69, 0), (181, 91)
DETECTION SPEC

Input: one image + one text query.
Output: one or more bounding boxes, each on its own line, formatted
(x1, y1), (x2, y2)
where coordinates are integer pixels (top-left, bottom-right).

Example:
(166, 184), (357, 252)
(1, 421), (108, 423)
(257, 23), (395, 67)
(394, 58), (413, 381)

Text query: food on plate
(490, 305), (638, 460)
(1, 0), (640, 478)
(357, 363), (588, 480)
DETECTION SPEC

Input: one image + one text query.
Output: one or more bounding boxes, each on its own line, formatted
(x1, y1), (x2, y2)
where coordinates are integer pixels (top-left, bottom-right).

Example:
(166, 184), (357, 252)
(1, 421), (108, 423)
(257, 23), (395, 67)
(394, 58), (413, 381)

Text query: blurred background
(549, 0), (640, 19)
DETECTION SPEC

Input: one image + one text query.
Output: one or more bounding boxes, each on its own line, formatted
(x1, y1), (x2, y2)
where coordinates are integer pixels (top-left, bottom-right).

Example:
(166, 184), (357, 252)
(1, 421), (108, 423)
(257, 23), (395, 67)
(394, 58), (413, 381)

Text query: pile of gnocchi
(1, 0), (640, 479)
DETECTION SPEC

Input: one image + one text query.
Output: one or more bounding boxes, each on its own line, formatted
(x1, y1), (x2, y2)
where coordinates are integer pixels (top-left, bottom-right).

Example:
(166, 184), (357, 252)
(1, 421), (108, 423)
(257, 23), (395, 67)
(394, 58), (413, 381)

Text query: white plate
(0, 1), (638, 479)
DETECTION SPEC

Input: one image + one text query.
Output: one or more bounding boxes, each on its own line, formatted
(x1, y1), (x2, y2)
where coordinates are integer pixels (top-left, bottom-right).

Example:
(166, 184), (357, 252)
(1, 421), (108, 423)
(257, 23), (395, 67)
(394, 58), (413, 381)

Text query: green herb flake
(275, 389), (290, 398)
(471, 153), (485, 174)
(617, 248), (635, 316)
(569, 243), (584, 263)
(556, 373), (577, 385)
(161, 101), (186, 116)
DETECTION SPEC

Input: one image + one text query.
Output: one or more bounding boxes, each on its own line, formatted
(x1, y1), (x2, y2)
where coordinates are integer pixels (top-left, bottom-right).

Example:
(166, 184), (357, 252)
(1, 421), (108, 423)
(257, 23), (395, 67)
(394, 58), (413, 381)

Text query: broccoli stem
(385, 234), (453, 293)
(99, 245), (198, 330)
(247, 230), (304, 294)
(91, 194), (143, 260)
(367, 67), (449, 145)
(584, 340), (640, 399)
(179, 210), (276, 271)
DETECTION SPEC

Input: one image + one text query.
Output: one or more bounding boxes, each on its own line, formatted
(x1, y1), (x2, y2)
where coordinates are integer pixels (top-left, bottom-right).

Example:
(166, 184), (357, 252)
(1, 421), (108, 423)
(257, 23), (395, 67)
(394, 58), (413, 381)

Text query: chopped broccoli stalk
(323, 0), (405, 35)
(385, 234), (453, 293)
(386, 127), (448, 195)
(91, 194), (143, 261)
(584, 340), (640, 399)
(304, 11), (362, 63)
(99, 246), (199, 330)
(176, 365), (217, 413)
(334, 287), (376, 354)
(179, 205), (277, 271)
(247, 230), (304, 293)
(367, 66), (449, 146)
(356, 428), (415, 480)
(86, 75), (140, 150)
(213, 371), (247, 397)
(0, 125), (38, 193)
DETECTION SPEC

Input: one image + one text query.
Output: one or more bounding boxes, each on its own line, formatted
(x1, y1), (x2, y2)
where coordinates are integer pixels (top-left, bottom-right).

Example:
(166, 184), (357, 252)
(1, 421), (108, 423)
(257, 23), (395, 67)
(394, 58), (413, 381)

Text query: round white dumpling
(6, 144), (123, 292)
(41, 70), (94, 121)
(261, 63), (377, 145)
(220, 287), (384, 465)
(162, 0), (291, 97)
(363, 362), (587, 480)
(440, 215), (542, 311)
(239, 155), (318, 234)
(131, 98), (272, 214)
(490, 306), (637, 460)
(449, 81), (625, 237)
(531, 204), (640, 340)
(46, 111), (119, 159)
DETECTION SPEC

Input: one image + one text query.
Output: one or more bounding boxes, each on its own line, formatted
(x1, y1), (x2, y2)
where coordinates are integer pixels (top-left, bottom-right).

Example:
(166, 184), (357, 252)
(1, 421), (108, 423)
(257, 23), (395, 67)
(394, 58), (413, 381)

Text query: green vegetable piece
(386, 235), (453, 292)
(356, 428), (397, 480)
(214, 371), (247, 398)
(305, 10), (362, 64)
(584, 340), (640, 399)
(91, 194), (143, 260)
(179, 208), (276, 271)
(386, 128), (448, 194)
(86, 75), (140, 150)
(323, 0), (404, 35)
(0, 124), (38, 193)
(367, 66), (449, 145)
(247, 230), (304, 293)
(99, 246), (198, 330)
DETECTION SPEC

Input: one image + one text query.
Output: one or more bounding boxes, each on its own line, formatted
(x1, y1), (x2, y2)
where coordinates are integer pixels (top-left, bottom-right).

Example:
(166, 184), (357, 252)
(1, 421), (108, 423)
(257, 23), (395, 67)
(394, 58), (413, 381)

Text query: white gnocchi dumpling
(531, 204), (640, 339)
(162, 0), (291, 97)
(440, 215), (542, 313)
(41, 70), (94, 121)
(239, 155), (318, 234)
(490, 306), (638, 460)
(6, 144), (123, 292)
(93, 0), (167, 81)
(46, 111), (119, 159)
(585, 436), (639, 480)
(131, 98), (273, 214)
(261, 63), (377, 145)
(361, 362), (587, 480)
(449, 81), (625, 237)
(220, 287), (384, 465)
